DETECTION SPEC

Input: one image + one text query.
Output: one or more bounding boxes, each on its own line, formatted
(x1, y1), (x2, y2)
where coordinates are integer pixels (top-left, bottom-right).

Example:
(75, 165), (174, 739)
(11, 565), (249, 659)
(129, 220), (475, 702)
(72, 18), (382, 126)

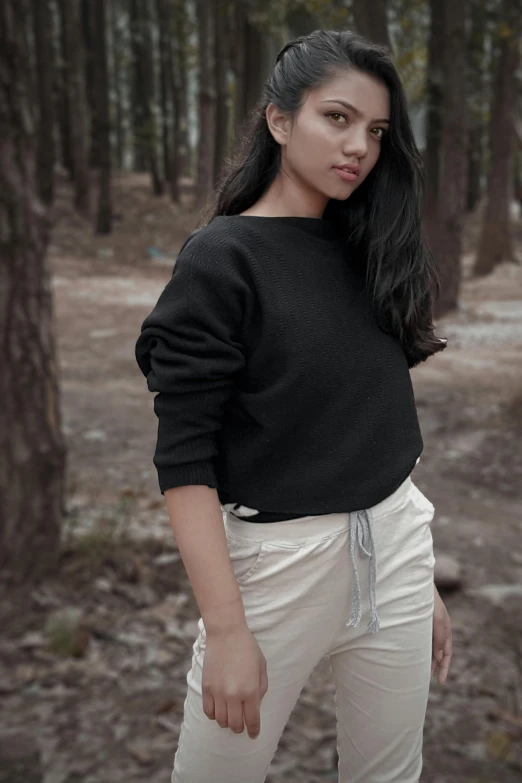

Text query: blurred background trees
(11, 0), (522, 283)
(1, 0), (522, 581)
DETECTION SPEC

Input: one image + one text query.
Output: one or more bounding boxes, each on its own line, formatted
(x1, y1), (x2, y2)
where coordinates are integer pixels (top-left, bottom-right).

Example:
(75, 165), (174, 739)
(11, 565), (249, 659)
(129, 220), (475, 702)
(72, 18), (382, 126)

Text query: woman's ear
(265, 102), (291, 147)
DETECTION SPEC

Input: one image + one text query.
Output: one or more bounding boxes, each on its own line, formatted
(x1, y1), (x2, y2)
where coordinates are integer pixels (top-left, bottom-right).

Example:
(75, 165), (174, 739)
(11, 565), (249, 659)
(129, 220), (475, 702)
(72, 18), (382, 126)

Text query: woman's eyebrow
(321, 98), (390, 124)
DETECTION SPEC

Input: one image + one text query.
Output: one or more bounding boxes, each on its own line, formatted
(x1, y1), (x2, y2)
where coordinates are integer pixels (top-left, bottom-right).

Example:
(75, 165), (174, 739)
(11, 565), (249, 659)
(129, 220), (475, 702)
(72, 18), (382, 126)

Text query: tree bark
(32, 0), (56, 204)
(466, 0), (487, 212)
(57, 0), (91, 216)
(172, 0), (190, 192)
(129, 0), (163, 194)
(109, 0), (125, 169)
(129, 0), (146, 171)
(167, 12), (180, 201)
(423, 0), (444, 234)
(56, 3), (74, 176)
(233, 0), (246, 141)
(167, 3), (181, 201)
(157, 0), (172, 184)
(213, 0), (230, 187)
(474, 0), (521, 274)
(195, 0), (216, 209)
(92, 0), (112, 234)
(233, 1), (271, 142)
(353, 0), (392, 50)
(431, 0), (468, 317)
(0, 0), (65, 585)
(81, 0), (99, 167)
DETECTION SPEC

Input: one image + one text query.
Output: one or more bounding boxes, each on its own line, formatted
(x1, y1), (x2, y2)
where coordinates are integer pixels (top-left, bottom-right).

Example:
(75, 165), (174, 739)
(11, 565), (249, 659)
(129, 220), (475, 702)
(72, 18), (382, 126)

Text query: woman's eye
(372, 127), (386, 139)
(327, 112), (347, 123)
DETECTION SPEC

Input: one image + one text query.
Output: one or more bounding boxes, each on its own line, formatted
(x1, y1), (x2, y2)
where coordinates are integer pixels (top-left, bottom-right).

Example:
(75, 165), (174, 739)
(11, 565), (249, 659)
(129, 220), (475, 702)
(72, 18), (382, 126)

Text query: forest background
(1, 1), (522, 782)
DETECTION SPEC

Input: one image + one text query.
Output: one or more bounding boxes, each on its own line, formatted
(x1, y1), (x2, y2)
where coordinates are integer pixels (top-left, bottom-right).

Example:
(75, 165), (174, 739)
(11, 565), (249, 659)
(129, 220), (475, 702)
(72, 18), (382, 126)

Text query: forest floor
(1, 173), (522, 783)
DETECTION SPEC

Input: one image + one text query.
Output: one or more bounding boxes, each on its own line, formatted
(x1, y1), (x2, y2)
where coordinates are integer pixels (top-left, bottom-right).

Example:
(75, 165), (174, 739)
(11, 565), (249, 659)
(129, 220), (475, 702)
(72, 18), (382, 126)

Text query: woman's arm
(165, 484), (268, 740)
(136, 234), (267, 736)
(165, 484), (246, 634)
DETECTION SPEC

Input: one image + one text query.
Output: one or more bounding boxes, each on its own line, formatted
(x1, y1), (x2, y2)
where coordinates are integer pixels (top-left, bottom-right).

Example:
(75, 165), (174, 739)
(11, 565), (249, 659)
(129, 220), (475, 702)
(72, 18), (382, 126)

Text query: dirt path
(1, 181), (521, 782)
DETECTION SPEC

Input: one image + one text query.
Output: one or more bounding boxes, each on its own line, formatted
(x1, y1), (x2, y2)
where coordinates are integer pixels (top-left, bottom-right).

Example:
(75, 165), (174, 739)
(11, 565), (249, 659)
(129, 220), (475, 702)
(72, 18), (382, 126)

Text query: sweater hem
(158, 462), (218, 495)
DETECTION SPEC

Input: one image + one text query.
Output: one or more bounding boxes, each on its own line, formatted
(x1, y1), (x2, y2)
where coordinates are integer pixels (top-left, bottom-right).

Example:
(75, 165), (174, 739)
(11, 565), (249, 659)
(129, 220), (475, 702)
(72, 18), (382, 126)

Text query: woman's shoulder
(179, 216), (259, 253)
(174, 217), (262, 279)
(172, 217), (262, 292)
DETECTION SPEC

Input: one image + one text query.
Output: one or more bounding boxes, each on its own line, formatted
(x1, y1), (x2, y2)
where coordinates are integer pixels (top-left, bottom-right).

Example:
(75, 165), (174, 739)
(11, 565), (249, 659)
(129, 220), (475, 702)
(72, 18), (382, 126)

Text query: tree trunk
(82, 0), (99, 167)
(109, 0), (125, 169)
(0, 0), (65, 585)
(157, 0), (172, 184)
(423, 0), (444, 235)
(32, 0), (56, 205)
(432, 0), (468, 317)
(58, 0), (91, 216)
(233, 0), (246, 141)
(56, 3), (74, 176)
(92, 0), (112, 234)
(514, 145), (522, 208)
(23, 1), (38, 117)
(353, 0), (392, 50)
(213, 0), (230, 187)
(167, 6), (181, 201)
(129, 0), (162, 194)
(129, 0), (146, 171)
(167, 0), (190, 201)
(195, 0), (216, 209)
(233, 2), (271, 142)
(466, 0), (487, 212)
(172, 0), (190, 190)
(474, 0), (521, 275)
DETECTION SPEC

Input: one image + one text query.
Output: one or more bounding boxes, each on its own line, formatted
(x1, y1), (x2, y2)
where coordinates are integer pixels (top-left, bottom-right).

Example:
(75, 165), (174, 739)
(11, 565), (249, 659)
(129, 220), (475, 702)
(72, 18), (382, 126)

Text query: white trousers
(172, 474), (436, 782)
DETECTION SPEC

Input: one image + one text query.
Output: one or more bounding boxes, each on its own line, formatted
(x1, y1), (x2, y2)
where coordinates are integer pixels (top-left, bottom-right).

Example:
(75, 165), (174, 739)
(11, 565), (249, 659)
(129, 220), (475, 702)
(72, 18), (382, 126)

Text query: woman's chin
(324, 185), (355, 203)
(328, 180), (357, 199)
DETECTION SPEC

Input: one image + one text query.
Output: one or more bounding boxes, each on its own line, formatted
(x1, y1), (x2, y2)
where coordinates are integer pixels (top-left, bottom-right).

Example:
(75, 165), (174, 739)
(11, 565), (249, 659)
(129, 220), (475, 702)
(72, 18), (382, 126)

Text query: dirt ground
(1, 174), (522, 783)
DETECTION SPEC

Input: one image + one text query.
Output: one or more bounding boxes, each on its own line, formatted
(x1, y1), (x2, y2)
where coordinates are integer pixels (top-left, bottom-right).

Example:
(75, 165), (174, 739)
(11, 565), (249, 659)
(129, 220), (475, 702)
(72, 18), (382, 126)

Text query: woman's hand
(432, 585), (452, 684)
(202, 623), (269, 740)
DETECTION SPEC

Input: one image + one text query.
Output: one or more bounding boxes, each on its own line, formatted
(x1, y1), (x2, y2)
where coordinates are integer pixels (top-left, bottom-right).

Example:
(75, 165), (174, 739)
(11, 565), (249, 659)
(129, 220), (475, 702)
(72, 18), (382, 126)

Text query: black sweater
(135, 215), (423, 521)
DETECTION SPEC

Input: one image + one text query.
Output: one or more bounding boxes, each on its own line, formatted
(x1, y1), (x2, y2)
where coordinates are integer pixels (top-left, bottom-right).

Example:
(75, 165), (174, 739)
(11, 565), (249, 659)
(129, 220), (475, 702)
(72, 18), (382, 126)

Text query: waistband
(224, 473), (417, 546)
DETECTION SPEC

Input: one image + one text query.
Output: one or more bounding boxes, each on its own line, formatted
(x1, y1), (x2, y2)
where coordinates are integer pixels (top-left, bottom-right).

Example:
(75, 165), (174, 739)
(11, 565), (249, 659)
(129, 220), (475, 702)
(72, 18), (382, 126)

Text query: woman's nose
(342, 127), (368, 159)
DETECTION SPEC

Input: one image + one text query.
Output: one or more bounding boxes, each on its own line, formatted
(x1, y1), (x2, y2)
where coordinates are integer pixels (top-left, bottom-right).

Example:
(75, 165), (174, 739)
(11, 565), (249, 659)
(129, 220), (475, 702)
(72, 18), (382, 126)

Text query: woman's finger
(438, 633), (453, 684)
(214, 697), (228, 729)
(243, 692), (262, 740)
(202, 687), (215, 720)
(431, 646), (443, 678)
(227, 698), (245, 734)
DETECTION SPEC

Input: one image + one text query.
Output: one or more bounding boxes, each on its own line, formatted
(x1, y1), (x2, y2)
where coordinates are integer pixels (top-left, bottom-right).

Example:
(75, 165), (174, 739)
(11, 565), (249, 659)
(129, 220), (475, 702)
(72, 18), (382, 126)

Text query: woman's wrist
(203, 594), (248, 637)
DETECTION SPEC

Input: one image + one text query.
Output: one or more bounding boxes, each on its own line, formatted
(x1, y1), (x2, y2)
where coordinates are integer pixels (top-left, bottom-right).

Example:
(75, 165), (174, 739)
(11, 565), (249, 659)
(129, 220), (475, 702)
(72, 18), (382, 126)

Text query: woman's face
(269, 69), (391, 206)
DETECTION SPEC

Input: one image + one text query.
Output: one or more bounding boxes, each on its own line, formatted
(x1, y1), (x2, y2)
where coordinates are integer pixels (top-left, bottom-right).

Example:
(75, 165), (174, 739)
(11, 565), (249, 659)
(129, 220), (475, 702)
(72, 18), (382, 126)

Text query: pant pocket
(225, 532), (266, 585)
(411, 490), (436, 574)
(225, 529), (306, 592)
(410, 484), (435, 519)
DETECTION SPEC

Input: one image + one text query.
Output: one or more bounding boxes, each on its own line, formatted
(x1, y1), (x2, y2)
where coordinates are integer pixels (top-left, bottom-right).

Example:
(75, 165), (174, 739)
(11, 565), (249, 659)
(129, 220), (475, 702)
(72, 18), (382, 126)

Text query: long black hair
(201, 29), (447, 369)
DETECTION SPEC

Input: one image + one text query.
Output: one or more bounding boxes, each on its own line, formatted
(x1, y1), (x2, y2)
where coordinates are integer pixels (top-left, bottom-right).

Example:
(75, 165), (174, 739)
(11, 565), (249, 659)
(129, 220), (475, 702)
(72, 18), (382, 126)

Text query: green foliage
(243, 0), (431, 105)
(62, 495), (132, 565)
(286, 0), (351, 29)
(245, 0), (351, 43)
(389, 0), (429, 106)
(44, 608), (89, 658)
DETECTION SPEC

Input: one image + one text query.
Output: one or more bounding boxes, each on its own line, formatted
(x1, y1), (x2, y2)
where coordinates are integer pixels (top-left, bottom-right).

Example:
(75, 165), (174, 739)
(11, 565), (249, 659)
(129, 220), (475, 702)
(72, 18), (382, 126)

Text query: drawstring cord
(346, 508), (380, 634)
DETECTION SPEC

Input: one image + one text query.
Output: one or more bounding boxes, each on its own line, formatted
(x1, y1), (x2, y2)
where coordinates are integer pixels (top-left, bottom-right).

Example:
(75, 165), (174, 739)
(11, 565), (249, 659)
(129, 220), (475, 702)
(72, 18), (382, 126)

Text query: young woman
(135, 29), (452, 783)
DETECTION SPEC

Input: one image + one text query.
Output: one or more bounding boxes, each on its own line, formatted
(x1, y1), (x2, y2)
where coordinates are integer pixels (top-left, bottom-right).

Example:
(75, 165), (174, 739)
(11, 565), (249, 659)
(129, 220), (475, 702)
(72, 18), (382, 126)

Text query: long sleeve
(135, 237), (248, 494)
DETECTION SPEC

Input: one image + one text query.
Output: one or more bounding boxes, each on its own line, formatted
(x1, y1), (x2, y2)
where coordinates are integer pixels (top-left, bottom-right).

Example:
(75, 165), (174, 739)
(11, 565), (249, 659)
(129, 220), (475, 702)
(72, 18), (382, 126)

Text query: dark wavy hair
(201, 29), (447, 369)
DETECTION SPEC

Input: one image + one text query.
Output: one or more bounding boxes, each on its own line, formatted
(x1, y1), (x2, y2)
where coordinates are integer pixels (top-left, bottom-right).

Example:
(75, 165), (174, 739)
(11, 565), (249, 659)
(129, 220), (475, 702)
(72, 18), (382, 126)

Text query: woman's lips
(333, 167), (359, 182)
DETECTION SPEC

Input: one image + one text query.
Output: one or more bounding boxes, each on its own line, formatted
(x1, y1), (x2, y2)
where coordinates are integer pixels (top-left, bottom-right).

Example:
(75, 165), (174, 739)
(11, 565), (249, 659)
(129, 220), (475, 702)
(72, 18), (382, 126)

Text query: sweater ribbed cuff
(157, 461), (218, 495)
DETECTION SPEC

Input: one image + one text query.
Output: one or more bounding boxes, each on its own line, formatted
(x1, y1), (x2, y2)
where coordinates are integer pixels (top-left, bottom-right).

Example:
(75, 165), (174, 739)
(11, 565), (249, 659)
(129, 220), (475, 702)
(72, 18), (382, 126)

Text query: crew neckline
(213, 214), (342, 241)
